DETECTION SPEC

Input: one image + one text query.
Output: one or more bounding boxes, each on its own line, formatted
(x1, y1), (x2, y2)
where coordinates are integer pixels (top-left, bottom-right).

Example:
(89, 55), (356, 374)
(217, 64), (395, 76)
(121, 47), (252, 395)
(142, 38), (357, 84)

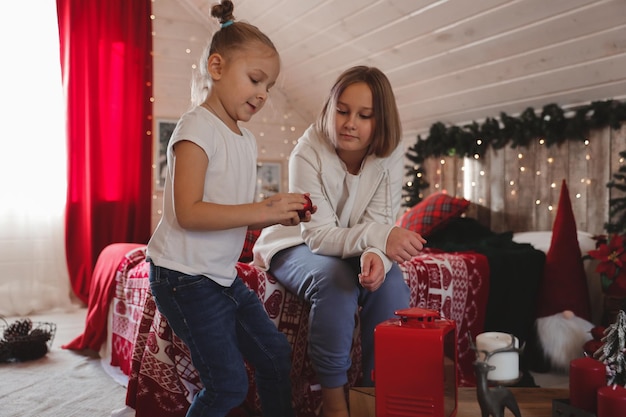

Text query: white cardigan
(253, 125), (404, 273)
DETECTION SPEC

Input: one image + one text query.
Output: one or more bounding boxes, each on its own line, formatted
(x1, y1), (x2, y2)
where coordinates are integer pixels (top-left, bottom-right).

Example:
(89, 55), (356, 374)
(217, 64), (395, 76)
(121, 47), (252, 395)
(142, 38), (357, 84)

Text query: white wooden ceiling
(153, 0), (626, 160)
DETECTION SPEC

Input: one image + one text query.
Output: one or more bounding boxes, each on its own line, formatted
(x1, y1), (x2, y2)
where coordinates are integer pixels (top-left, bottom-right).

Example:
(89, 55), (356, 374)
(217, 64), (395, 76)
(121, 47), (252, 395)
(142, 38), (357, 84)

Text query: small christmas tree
(596, 309), (626, 386)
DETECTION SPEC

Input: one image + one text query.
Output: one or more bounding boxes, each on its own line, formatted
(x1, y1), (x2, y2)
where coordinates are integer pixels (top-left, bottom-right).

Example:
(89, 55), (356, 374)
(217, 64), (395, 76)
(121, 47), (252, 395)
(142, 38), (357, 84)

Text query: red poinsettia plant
(588, 234), (626, 297)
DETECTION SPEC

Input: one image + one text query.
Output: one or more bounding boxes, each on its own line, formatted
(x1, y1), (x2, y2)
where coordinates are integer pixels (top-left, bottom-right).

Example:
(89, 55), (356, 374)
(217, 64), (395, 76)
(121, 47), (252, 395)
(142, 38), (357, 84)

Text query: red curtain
(57, 0), (153, 303)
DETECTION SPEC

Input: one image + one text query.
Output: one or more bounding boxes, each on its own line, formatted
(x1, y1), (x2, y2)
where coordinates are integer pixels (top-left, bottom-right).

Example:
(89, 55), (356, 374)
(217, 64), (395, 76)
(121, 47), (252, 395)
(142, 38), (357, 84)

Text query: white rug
(0, 309), (129, 417)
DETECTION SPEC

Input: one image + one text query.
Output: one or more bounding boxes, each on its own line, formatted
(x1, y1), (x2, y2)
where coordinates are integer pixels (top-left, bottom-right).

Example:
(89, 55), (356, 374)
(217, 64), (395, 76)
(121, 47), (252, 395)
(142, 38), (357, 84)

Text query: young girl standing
(147, 2), (309, 416)
(253, 66), (426, 417)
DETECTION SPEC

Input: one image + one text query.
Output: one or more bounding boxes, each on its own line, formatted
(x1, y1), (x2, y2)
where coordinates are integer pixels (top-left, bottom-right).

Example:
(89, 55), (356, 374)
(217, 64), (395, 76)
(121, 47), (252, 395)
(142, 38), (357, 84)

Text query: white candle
(476, 332), (519, 382)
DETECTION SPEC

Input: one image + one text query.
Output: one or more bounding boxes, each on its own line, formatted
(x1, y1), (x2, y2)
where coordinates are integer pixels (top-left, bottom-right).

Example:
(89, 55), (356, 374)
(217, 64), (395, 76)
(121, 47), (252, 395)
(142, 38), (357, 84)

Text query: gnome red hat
(535, 180), (592, 321)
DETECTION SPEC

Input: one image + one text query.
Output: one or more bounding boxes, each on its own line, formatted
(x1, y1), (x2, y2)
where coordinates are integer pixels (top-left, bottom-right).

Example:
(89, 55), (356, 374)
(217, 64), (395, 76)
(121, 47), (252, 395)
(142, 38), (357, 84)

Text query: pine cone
(10, 339), (48, 362)
(28, 329), (52, 343)
(3, 318), (32, 341)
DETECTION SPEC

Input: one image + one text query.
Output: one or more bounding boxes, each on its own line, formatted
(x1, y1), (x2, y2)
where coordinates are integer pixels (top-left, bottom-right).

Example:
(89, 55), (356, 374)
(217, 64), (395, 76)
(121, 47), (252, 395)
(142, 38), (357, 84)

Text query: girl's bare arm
(173, 140), (309, 230)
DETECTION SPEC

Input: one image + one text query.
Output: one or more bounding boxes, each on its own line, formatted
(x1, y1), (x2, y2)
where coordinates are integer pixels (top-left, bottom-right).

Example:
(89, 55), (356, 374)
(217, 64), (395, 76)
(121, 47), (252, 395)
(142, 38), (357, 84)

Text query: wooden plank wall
(421, 126), (626, 235)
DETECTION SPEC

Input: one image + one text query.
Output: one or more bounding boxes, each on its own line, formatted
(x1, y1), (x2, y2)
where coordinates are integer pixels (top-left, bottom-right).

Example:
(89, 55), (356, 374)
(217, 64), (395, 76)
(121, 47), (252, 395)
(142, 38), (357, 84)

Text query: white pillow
(512, 231), (596, 255)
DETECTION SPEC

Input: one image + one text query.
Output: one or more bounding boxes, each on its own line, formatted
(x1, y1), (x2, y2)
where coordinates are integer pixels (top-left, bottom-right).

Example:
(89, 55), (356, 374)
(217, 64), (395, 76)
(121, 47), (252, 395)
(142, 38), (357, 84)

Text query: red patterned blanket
(62, 243), (145, 353)
(109, 246), (150, 375)
(126, 249), (488, 417)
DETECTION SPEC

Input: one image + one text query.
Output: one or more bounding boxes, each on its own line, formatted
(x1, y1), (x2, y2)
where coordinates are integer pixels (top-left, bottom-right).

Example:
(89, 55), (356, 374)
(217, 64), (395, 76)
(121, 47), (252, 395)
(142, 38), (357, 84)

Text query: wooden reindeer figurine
(469, 336), (523, 417)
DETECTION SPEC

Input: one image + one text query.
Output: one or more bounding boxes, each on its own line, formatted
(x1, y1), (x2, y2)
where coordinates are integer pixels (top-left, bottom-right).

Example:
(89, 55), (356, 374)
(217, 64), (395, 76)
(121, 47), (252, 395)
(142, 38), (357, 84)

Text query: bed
(64, 194), (551, 417)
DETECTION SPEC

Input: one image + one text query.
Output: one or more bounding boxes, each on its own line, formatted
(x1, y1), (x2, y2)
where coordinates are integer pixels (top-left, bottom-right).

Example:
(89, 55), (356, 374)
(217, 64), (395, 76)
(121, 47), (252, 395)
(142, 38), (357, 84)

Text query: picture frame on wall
(256, 161), (282, 201)
(155, 119), (177, 190)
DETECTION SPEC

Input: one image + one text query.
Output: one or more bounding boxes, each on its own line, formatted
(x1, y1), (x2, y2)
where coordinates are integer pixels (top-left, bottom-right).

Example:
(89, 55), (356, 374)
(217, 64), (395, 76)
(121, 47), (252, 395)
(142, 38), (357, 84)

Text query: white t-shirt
(337, 173), (360, 227)
(147, 106), (257, 286)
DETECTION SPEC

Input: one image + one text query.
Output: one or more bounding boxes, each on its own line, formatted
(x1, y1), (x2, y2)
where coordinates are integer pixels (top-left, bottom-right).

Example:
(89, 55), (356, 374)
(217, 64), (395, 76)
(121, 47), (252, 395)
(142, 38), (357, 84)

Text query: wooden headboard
(419, 125), (626, 235)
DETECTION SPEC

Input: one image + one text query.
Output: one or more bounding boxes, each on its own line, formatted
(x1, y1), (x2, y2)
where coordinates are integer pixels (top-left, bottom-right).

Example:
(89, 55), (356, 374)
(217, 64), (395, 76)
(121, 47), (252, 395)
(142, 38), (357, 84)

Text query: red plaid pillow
(396, 192), (470, 238)
(239, 229), (261, 263)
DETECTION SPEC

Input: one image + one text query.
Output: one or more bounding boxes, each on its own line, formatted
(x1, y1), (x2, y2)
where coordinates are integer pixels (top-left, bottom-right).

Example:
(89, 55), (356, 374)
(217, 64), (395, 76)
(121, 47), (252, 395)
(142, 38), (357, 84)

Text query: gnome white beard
(535, 310), (594, 371)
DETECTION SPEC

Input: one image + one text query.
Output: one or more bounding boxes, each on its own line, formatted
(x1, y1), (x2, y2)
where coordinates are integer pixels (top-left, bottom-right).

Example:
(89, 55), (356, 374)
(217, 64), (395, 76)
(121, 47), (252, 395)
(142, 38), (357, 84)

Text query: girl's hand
(297, 194), (314, 219)
(260, 193), (313, 227)
(385, 226), (427, 263)
(359, 252), (385, 292)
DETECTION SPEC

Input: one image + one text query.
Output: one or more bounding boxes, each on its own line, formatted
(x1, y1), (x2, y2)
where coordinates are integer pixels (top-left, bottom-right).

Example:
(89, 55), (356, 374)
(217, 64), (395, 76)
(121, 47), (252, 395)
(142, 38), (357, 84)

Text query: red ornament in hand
(297, 195), (313, 219)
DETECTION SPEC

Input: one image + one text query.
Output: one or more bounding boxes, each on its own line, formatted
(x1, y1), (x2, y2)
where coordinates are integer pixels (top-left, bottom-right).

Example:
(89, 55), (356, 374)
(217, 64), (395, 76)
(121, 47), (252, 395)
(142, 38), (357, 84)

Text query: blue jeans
(269, 244), (410, 388)
(148, 261), (295, 417)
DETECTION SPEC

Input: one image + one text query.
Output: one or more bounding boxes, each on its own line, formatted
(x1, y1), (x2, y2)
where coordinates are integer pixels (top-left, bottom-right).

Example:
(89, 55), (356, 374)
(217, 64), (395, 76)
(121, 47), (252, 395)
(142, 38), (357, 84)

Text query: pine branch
(601, 310), (626, 385)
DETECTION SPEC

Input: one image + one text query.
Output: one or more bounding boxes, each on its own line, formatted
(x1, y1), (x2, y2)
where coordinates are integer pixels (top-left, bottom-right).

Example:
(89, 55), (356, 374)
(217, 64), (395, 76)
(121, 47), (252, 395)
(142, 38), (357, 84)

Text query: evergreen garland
(403, 99), (626, 207)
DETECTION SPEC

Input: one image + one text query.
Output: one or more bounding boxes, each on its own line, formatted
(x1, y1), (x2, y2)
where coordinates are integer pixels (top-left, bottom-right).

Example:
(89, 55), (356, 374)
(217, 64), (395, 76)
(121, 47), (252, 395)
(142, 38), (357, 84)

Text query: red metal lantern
(374, 307), (457, 417)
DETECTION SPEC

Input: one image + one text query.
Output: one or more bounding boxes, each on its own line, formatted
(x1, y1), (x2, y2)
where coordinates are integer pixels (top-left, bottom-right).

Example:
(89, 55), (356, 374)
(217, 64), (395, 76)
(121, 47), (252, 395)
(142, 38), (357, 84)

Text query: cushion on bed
(397, 192), (470, 238)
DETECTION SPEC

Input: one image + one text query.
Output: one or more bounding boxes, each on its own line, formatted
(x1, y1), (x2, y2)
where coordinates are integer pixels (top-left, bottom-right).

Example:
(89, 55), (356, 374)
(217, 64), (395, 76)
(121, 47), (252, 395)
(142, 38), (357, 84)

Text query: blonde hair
(190, 0), (278, 106)
(315, 66), (402, 158)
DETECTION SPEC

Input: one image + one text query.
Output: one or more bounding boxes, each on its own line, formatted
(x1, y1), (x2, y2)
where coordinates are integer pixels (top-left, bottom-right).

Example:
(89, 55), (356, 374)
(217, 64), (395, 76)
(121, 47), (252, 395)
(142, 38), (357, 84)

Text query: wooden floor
(351, 387), (569, 417)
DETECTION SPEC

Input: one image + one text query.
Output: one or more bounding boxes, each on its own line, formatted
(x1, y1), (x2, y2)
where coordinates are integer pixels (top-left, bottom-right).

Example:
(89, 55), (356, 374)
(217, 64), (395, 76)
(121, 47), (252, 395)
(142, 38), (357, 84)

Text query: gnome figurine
(532, 180), (594, 371)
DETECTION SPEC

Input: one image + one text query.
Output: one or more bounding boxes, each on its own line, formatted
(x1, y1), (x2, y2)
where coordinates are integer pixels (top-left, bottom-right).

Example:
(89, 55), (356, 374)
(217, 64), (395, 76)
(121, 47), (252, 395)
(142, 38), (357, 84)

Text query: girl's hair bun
(211, 0), (235, 25)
